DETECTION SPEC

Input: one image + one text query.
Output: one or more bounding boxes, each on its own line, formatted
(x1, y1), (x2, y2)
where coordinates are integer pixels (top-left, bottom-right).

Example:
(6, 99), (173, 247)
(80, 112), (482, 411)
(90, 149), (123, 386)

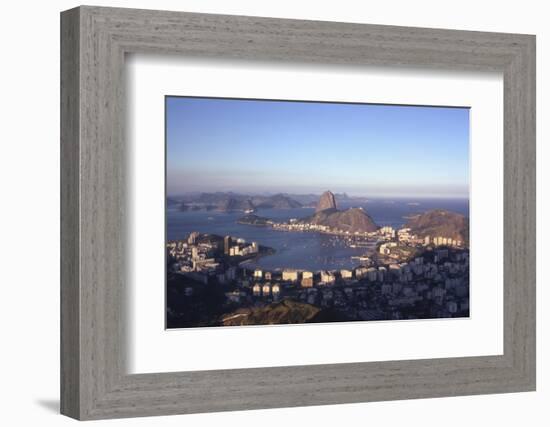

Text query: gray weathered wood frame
(60, 5), (536, 420)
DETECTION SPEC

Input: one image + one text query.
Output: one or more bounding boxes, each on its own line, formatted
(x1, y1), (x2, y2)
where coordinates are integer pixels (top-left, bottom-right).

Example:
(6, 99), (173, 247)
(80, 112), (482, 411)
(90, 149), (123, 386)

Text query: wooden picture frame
(60, 5), (536, 420)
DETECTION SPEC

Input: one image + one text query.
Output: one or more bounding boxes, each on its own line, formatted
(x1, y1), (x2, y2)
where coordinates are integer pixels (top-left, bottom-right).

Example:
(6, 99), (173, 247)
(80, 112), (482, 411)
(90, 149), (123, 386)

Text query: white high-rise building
(340, 269), (353, 280)
(282, 269), (299, 282)
(320, 271), (336, 285)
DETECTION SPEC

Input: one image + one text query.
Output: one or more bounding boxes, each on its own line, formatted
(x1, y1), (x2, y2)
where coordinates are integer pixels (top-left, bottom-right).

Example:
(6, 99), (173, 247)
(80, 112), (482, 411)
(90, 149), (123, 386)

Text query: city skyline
(166, 189), (470, 328)
(166, 96), (470, 198)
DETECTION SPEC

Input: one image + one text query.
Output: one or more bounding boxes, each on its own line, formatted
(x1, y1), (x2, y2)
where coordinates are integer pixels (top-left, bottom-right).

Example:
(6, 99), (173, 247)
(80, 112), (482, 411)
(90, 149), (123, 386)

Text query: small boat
(244, 209), (255, 214)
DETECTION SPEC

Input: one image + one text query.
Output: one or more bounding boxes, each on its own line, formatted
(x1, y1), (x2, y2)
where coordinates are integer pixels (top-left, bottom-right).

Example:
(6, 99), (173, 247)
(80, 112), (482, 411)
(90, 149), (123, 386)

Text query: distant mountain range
(171, 192), (468, 240)
(175, 192), (302, 212)
(170, 191), (359, 210)
(235, 191), (468, 240)
(250, 194), (302, 209)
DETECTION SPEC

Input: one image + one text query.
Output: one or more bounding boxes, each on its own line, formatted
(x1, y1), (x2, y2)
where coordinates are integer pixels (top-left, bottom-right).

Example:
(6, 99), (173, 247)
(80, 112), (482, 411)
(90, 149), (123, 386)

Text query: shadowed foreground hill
(220, 300), (352, 326)
(220, 300), (321, 326)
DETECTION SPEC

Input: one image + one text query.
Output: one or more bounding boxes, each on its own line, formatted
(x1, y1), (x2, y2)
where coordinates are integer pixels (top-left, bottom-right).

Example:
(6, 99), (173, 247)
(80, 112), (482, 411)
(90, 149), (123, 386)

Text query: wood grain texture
(60, 6), (536, 420)
(60, 7), (80, 419)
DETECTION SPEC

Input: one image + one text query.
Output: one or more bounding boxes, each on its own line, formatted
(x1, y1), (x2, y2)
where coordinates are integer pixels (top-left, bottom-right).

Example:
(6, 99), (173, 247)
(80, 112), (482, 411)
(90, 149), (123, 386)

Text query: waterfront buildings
(282, 269), (299, 282)
(320, 271), (336, 285)
(301, 271), (314, 288)
(340, 269), (353, 280)
(167, 228), (470, 326)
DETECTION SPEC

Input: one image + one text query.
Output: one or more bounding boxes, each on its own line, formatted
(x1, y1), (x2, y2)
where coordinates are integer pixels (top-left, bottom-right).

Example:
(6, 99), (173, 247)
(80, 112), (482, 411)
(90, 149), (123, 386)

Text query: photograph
(165, 96), (470, 329)
(51, 3), (538, 421)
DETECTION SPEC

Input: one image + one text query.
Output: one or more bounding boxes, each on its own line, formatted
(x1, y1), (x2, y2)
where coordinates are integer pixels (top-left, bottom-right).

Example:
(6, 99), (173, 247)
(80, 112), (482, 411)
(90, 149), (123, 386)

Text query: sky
(166, 96), (470, 198)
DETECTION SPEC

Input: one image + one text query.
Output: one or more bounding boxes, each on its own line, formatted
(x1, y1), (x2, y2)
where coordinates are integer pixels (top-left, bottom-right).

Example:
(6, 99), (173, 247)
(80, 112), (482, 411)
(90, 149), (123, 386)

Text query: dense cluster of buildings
(272, 220), (335, 234)
(238, 247), (468, 319)
(167, 233), (260, 285)
(167, 229), (470, 321)
(377, 225), (464, 248)
(254, 218), (465, 253)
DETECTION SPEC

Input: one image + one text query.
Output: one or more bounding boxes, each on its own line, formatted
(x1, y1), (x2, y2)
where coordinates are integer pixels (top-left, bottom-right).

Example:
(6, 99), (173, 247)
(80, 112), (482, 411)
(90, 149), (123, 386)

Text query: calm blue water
(167, 198), (469, 271)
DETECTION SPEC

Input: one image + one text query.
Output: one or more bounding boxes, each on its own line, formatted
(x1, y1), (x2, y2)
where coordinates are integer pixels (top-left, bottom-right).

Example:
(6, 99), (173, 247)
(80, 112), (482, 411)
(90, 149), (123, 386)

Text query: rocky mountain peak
(316, 190), (337, 213)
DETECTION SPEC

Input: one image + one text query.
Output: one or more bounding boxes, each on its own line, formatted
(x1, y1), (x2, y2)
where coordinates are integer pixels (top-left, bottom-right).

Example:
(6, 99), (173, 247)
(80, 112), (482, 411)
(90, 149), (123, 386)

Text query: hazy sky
(166, 96), (469, 198)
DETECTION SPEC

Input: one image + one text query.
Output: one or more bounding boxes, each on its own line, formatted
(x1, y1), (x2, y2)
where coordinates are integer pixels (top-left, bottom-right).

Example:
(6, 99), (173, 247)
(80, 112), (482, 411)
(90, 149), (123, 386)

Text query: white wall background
(0, 0), (546, 425)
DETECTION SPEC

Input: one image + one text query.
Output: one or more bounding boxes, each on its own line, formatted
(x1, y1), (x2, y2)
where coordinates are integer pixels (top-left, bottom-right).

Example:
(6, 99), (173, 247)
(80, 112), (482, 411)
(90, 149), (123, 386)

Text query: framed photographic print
(61, 6), (536, 420)
(164, 96), (471, 329)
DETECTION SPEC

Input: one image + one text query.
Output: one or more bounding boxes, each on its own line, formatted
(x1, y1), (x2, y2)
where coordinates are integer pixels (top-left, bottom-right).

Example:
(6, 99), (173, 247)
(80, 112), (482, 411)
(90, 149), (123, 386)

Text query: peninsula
(239, 190), (380, 235)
